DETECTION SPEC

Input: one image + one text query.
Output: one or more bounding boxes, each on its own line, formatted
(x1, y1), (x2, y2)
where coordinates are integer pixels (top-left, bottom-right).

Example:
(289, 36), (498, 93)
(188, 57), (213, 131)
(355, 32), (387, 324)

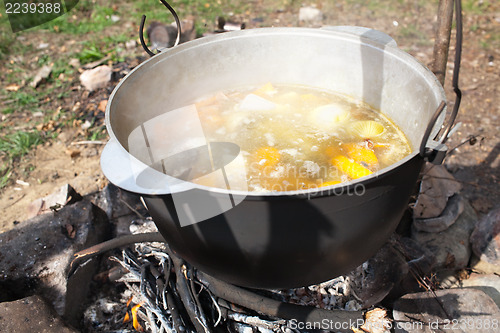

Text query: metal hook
(139, 0), (182, 57)
(439, 0), (462, 145)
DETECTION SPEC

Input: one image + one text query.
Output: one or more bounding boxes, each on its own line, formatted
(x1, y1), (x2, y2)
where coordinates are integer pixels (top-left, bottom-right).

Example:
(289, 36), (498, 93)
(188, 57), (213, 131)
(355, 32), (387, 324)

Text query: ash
(272, 277), (361, 312)
(82, 218), (361, 332)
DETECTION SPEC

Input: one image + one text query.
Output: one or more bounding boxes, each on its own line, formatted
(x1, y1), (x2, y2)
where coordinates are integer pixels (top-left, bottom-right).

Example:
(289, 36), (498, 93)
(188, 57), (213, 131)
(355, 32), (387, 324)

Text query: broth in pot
(191, 83), (411, 192)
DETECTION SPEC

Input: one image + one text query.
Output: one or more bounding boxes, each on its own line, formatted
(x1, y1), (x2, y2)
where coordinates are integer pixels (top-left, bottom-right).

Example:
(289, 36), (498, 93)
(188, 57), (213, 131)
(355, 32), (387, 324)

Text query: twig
(71, 140), (106, 145)
(432, 0), (454, 85)
(68, 232), (165, 278)
(171, 255), (212, 333)
(119, 197), (146, 219)
(227, 311), (285, 331)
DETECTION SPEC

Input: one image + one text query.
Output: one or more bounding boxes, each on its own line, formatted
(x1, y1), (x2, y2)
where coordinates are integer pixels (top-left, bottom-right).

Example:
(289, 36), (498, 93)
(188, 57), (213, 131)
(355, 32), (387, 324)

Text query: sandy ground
(0, 0), (498, 231)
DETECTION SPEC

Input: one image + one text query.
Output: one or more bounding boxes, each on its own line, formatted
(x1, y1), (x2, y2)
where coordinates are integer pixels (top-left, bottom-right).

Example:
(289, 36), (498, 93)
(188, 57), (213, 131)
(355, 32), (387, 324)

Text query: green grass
(0, 130), (43, 188)
(1, 89), (41, 116)
(37, 2), (118, 34)
(0, 131), (44, 160)
(0, 166), (12, 190)
(463, 0), (494, 14)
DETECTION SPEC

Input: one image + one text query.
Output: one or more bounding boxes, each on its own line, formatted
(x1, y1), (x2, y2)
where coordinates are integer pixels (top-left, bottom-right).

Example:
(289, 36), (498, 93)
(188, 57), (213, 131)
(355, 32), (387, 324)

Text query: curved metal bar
(139, 15), (155, 57)
(160, 0), (181, 47)
(419, 100), (447, 158)
(439, 0), (462, 144)
(139, 0), (182, 57)
(420, 0), (463, 160)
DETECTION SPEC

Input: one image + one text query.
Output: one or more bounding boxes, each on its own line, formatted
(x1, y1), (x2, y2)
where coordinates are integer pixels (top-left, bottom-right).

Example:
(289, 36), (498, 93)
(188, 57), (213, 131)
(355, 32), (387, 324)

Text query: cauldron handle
(420, 0), (463, 165)
(419, 101), (448, 164)
(139, 0), (181, 57)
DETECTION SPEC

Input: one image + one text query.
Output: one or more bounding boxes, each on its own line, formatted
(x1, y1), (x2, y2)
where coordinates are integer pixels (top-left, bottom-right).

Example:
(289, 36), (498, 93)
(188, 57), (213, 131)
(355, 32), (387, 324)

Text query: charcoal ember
(411, 200), (477, 270)
(0, 200), (111, 327)
(83, 291), (133, 332)
(0, 295), (77, 333)
(347, 240), (408, 309)
(470, 207), (500, 266)
(393, 289), (500, 333)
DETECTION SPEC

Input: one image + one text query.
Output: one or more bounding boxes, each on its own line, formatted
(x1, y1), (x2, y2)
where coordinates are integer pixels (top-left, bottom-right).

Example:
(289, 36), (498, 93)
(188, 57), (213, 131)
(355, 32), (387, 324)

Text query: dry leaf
(5, 83), (20, 91)
(65, 148), (81, 158)
(98, 100), (108, 112)
(361, 308), (391, 333)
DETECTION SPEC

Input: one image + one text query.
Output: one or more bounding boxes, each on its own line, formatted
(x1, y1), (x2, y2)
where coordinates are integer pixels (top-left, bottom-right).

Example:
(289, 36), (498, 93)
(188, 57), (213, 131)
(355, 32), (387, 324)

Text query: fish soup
(190, 83), (411, 192)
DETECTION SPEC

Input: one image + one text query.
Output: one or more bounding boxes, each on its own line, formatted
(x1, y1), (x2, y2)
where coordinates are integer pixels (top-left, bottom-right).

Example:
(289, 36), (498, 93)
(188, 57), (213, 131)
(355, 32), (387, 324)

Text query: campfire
(74, 218), (368, 332)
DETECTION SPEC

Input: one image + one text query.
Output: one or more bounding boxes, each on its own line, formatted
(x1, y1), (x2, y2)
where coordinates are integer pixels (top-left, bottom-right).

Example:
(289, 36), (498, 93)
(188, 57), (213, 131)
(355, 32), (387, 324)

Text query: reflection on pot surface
(127, 104), (247, 226)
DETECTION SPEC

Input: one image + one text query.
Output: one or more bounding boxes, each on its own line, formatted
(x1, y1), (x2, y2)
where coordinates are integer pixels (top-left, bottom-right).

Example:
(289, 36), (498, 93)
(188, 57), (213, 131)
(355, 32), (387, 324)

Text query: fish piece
(330, 155), (373, 179)
(309, 103), (350, 129)
(239, 94), (277, 111)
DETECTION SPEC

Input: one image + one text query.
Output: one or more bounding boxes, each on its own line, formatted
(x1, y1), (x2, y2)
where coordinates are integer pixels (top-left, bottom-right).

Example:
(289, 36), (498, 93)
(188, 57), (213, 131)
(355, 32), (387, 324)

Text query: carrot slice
(343, 143), (378, 167)
(254, 82), (277, 96)
(253, 146), (280, 168)
(320, 180), (341, 187)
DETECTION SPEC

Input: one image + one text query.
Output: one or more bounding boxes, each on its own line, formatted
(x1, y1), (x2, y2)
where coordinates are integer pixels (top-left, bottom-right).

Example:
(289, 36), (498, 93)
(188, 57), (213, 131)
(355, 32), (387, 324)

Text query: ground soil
(1, 1), (499, 232)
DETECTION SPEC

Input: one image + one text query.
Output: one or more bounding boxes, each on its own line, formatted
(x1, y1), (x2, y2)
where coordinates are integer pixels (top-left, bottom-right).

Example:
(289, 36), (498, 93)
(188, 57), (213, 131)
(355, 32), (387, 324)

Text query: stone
(68, 58), (80, 68)
(87, 183), (146, 237)
(462, 273), (500, 308)
(147, 22), (173, 50)
(348, 240), (408, 309)
(387, 237), (437, 299)
(31, 65), (52, 88)
(470, 207), (500, 265)
(393, 289), (500, 333)
(26, 184), (83, 219)
(179, 16), (196, 43)
(413, 164), (462, 219)
(0, 295), (77, 333)
(0, 200), (111, 326)
(298, 6), (323, 23)
(125, 39), (137, 50)
(413, 194), (464, 233)
(88, 183), (144, 220)
(79, 65), (112, 92)
(411, 200), (477, 270)
(470, 254), (500, 275)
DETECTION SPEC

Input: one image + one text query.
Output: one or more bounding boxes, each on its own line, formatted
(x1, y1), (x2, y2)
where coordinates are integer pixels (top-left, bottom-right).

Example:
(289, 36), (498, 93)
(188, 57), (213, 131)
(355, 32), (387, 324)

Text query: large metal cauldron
(101, 27), (447, 288)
